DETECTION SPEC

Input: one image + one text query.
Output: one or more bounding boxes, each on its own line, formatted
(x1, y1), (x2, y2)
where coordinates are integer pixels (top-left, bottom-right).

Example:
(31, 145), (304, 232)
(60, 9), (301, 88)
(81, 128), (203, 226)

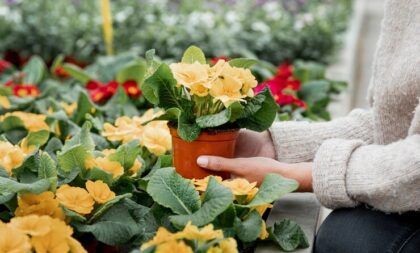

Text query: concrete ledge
(256, 193), (321, 253)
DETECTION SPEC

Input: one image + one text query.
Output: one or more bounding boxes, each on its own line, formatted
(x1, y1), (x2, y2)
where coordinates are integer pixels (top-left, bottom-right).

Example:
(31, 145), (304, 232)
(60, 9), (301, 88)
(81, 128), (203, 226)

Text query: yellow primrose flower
(218, 238), (238, 253)
(0, 95), (10, 109)
(60, 102), (77, 116)
(135, 108), (164, 124)
(30, 218), (74, 253)
(56, 185), (95, 215)
(178, 222), (223, 242)
(102, 116), (143, 143)
(238, 68), (258, 97)
(170, 62), (209, 89)
(67, 237), (88, 253)
(129, 158), (143, 176)
(259, 221), (269, 240)
(207, 246), (223, 253)
(15, 192), (65, 220)
(1, 111), (49, 132)
(210, 74), (244, 107)
(192, 176), (223, 192)
(190, 83), (209, 97)
(85, 180), (116, 204)
(0, 225), (31, 253)
(222, 178), (258, 196)
(142, 124), (172, 156)
(8, 215), (52, 236)
(0, 141), (26, 175)
(253, 203), (273, 216)
(93, 157), (124, 178)
(155, 240), (193, 253)
(141, 227), (177, 250)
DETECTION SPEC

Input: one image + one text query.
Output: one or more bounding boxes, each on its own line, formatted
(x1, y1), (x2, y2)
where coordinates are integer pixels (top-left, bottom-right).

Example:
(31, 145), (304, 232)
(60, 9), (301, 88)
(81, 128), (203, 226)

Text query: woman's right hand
(234, 130), (276, 159)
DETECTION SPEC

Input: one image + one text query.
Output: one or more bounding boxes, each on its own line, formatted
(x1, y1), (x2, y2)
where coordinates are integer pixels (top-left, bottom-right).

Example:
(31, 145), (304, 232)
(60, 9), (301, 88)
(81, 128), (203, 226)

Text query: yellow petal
(86, 180), (116, 204)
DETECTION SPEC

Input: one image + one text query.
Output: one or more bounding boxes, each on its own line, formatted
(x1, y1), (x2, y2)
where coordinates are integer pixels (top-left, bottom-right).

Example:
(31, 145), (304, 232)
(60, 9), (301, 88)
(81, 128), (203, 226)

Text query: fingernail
(197, 156), (208, 167)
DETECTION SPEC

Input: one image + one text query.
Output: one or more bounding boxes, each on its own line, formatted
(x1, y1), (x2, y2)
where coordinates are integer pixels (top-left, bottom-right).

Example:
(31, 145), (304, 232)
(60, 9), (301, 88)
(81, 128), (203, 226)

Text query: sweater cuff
(313, 139), (364, 209)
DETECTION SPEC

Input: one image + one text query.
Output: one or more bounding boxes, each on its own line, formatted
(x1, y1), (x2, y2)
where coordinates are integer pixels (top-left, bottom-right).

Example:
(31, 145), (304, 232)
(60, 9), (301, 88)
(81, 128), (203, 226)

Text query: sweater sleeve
(268, 109), (374, 163)
(313, 135), (420, 213)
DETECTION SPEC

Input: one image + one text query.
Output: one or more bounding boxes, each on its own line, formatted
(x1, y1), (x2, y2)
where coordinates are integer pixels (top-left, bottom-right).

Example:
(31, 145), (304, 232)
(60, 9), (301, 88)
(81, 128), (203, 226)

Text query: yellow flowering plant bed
(142, 46), (279, 141)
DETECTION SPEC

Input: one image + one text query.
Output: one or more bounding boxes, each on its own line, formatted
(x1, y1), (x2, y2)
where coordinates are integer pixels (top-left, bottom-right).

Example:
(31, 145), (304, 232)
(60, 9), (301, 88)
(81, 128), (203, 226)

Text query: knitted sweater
(269, 0), (420, 213)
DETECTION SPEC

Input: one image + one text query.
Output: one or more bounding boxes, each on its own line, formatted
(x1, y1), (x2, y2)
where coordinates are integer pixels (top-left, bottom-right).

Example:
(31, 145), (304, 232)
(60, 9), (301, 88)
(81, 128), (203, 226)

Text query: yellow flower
(192, 176), (223, 192)
(253, 203), (273, 216)
(141, 227), (177, 250)
(178, 222), (223, 242)
(93, 157), (124, 178)
(222, 178), (258, 196)
(205, 238), (238, 253)
(238, 68), (258, 97)
(259, 221), (269, 240)
(56, 185), (95, 215)
(85, 180), (116, 204)
(31, 218), (73, 253)
(129, 159), (143, 176)
(142, 124), (171, 156)
(1, 112), (49, 132)
(67, 237), (88, 253)
(102, 117), (143, 143)
(0, 225), (31, 253)
(155, 240), (193, 253)
(209, 73), (245, 107)
(8, 215), (51, 236)
(60, 102), (77, 116)
(135, 109), (164, 124)
(207, 247), (223, 253)
(15, 192), (65, 220)
(170, 62), (209, 89)
(0, 141), (26, 175)
(0, 95), (10, 109)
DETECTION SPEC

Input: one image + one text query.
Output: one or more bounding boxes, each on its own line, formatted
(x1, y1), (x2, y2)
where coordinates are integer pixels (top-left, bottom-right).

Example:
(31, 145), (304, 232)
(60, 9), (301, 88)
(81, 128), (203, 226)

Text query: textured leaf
(1, 115), (25, 131)
(181, 46), (206, 64)
(57, 144), (90, 173)
(116, 61), (147, 84)
(88, 193), (132, 223)
(72, 92), (97, 125)
(37, 152), (57, 191)
(86, 168), (113, 185)
(268, 219), (309, 251)
(244, 174), (298, 207)
(108, 140), (141, 171)
(177, 112), (201, 142)
(147, 168), (200, 215)
(62, 63), (93, 84)
(62, 122), (94, 152)
(196, 109), (231, 128)
(62, 206), (87, 222)
(228, 58), (258, 68)
(0, 193), (15, 205)
(22, 56), (46, 84)
(0, 177), (50, 194)
(170, 177), (233, 227)
(238, 88), (278, 132)
(25, 130), (50, 148)
(234, 210), (262, 242)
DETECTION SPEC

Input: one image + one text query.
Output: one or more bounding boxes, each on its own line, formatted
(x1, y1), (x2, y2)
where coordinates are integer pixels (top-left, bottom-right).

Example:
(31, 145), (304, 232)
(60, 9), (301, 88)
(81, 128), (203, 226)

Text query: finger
(197, 156), (242, 173)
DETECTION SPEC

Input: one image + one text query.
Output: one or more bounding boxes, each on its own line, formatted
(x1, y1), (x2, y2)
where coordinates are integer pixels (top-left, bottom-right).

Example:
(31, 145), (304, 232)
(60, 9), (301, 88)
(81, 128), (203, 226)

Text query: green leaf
(0, 177), (50, 194)
(62, 63), (93, 84)
(298, 80), (330, 104)
(170, 177), (233, 227)
(0, 193), (15, 205)
(116, 61), (147, 84)
(62, 206), (87, 222)
(237, 88), (278, 132)
(37, 152), (57, 191)
(268, 219), (309, 251)
(72, 91), (97, 125)
(1, 116), (25, 131)
(182, 46), (206, 64)
(244, 174), (298, 208)
(142, 64), (181, 109)
(57, 144), (90, 173)
(177, 112), (201, 142)
(234, 210), (262, 242)
(24, 130), (50, 148)
(86, 168), (113, 186)
(62, 122), (94, 152)
(196, 109), (231, 128)
(147, 168), (200, 215)
(293, 61), (326, 83)
(228, 58), (258, 68)
(88, 193), (132, 223)
(22, 56), (46, 84)
(107, 140), (141, 171)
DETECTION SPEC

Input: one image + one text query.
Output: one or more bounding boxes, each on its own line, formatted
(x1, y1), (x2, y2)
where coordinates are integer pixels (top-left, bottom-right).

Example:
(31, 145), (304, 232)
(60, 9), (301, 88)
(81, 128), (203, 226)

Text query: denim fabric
(314, 206), (420, 253)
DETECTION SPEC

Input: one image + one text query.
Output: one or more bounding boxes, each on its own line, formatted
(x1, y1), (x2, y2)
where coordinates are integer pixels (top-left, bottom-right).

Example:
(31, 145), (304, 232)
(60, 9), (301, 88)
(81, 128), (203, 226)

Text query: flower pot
(170, 127), (239, 180)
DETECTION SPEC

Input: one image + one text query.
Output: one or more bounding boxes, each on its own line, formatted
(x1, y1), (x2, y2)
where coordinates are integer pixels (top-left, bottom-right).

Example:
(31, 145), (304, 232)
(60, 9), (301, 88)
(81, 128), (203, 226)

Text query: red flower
(86, 80), (103, 90)
(5, 80), (15, 87)
(0, 59), (12, 74)
(122, 80), (142, 98)
(54, 66), (70, 78)
(13, 85), (41, 97)
(277, 63), (293, 79)
(210, 56), (230, 65)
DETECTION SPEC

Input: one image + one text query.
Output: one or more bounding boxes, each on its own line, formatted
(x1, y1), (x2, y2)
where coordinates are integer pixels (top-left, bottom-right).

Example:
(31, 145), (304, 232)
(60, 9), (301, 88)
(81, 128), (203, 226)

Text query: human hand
(197, 156), (313, 192)
(234, 130), (276, 159)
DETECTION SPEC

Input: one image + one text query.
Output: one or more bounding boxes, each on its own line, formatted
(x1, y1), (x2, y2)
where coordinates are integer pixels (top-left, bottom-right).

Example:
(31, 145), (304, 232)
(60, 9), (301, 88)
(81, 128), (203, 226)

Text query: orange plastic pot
(170, 127), (239, 180)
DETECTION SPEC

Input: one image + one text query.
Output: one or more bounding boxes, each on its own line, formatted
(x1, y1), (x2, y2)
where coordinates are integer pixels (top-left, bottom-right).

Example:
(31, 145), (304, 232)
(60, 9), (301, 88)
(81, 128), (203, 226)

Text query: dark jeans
(314, 206), (420, 253)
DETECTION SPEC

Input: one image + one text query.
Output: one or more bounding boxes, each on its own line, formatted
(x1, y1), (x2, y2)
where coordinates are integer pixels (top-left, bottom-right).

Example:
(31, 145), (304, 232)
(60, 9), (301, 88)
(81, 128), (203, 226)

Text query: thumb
(197, 156), (241, 173)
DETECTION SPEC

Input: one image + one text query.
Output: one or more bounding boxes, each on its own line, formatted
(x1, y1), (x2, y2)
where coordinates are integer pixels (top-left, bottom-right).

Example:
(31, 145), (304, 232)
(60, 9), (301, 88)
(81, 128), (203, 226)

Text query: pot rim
(169, 127), (240, 142)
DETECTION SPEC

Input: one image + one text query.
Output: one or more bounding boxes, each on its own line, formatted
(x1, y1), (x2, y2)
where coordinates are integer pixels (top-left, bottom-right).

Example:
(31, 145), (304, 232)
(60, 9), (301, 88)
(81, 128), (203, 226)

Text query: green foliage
(269, 219), (309, 251)
(234, 210), (262, 242)
(182, 46), (206, 64)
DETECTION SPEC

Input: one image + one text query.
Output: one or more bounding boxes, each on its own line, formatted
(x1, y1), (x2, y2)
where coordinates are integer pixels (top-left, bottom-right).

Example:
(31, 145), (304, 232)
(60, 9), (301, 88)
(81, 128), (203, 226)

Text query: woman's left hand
(197, 156), (313, 192)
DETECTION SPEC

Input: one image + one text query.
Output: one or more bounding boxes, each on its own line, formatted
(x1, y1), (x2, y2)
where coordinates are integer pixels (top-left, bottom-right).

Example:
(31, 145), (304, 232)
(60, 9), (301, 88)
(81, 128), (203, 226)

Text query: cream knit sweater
(269, 0), (420, 213)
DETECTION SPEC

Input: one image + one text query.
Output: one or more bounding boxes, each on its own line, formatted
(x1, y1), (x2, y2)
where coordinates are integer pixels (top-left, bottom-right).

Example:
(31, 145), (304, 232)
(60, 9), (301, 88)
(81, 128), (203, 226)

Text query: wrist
(278, 162), (313, 192)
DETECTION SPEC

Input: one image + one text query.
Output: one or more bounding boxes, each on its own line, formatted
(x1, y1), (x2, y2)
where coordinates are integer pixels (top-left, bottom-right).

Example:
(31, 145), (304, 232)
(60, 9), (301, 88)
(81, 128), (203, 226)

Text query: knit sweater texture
(269, 0), (420, 212)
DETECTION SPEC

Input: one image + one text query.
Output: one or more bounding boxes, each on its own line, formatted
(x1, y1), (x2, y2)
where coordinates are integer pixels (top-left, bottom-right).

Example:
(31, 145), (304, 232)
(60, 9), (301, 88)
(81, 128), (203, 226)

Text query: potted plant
(142, 46), (278, 179)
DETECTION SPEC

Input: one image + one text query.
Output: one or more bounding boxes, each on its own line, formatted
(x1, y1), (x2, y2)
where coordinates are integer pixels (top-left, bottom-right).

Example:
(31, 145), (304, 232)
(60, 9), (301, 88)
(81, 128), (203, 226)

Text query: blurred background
(0, 0), (385, 119)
